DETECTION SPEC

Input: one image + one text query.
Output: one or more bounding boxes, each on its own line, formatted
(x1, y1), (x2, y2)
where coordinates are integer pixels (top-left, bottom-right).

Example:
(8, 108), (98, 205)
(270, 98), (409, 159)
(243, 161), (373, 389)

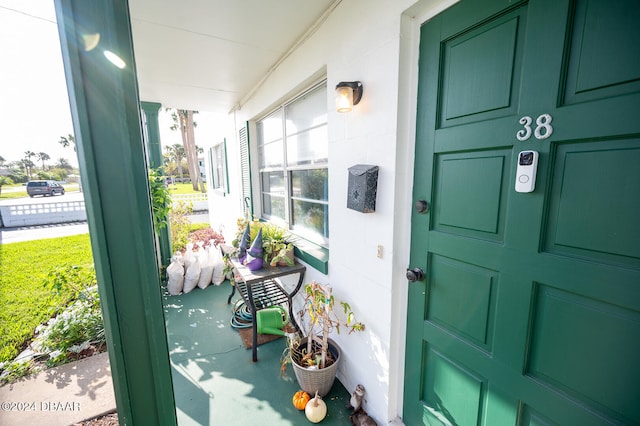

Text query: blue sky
(0, 0), (222, 169)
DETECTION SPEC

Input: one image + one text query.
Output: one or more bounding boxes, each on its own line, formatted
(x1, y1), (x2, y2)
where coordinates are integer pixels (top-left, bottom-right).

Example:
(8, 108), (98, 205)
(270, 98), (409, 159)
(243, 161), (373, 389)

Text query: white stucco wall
(207, 0), (459, 423)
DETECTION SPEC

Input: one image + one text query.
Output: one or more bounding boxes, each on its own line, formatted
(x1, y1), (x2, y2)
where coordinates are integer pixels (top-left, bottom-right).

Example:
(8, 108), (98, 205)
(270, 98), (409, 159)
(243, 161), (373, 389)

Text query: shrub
(0, 360), (34, 384)
(169, 200), (194, 252)
(43, 264), (97, 302)
(189, 227), (225, 248)
(0, 264), (104, 383)
(0, 176), (14, 196)
(31, 285), (104, 368)
(149, 167), (172, 231)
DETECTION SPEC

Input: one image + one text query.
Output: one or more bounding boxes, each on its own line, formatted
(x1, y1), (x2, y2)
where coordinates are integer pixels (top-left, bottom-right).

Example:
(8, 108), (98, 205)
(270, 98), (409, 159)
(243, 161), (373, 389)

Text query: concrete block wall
(0, 202), (87, 227)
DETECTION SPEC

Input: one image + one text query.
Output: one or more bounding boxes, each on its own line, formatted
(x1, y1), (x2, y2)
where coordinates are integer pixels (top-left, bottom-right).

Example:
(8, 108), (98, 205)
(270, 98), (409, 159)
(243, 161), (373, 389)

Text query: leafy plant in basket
(261, 222), (295, 267)
(281, 281), (364, 396)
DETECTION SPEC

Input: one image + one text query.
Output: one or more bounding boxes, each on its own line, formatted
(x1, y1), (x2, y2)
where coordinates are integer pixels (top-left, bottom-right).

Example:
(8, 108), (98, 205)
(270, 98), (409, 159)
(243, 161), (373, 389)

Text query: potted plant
(261, 222), (295, 267)
(230, 218), (295, 267)
(282, 281), (364, 396)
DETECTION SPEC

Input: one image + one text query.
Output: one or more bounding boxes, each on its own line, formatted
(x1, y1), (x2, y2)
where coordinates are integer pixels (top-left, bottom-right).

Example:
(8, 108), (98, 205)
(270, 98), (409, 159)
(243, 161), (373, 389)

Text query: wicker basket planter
(291, 337), (341, 397)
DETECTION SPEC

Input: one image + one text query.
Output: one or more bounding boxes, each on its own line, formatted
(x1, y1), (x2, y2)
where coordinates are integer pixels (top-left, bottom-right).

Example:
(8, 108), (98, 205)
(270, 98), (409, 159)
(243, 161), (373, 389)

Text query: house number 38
(516, 114), (553, 141)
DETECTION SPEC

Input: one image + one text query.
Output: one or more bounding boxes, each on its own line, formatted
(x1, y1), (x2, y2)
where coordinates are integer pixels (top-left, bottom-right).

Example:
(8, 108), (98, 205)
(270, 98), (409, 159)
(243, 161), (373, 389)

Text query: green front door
(404, 0), (640, 424)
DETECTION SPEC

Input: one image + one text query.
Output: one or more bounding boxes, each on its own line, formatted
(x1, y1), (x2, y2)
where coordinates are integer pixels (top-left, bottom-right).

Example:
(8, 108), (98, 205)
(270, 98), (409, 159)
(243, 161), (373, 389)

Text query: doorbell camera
(515, 150), (539, 193)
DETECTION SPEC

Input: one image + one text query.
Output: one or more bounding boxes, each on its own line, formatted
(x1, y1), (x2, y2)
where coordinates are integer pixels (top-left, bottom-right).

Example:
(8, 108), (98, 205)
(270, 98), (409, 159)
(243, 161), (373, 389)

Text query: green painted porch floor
(164, 282), (352, 425)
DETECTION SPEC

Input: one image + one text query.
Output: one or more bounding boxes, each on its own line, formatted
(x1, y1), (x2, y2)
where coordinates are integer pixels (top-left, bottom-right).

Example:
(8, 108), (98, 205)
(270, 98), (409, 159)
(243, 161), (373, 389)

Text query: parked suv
(26, 180), (65, 197)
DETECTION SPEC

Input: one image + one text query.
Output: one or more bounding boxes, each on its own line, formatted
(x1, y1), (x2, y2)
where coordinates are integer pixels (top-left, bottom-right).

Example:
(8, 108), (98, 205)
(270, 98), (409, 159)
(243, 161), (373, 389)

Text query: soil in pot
(292, 338), (337, 368)
(291, 337), (341, 397)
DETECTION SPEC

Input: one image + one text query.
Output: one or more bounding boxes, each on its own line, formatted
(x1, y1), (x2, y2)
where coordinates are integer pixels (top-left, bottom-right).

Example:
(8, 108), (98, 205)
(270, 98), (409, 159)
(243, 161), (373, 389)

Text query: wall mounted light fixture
(335, 81), (363, 113)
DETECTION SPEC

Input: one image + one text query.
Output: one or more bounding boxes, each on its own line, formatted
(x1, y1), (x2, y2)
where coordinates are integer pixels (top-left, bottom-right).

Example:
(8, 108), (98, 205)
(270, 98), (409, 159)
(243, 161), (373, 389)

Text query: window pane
(263, 194), (285, 220)
(211, 144), (227, 190)
(261, 171), (285, 195)
(259, 140), (283, 168)
(213, 145), (223, 188)
(285, 86), (327, 136)
(257, 109), (283, 144)
(257, 82), (329, 243)
(287, 126), (328, 166)
(291, 169), (328, 201)
(292, 200), (328, 238)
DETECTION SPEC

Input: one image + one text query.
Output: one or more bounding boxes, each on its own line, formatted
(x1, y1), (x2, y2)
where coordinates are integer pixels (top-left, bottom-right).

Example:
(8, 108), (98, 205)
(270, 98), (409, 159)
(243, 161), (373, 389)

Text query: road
(0, 191), (84, 206)
(0, 212), (210, 244)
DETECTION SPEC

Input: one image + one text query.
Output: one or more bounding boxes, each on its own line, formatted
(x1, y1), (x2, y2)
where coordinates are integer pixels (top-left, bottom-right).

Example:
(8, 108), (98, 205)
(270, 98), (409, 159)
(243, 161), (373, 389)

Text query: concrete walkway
(0, 352), (115, 426)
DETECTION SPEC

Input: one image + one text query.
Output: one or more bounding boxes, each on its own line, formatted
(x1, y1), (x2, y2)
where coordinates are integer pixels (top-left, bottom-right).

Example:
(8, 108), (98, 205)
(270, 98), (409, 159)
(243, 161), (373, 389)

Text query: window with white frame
(209, 140), (228, 192)
(257, 82), (328, 246)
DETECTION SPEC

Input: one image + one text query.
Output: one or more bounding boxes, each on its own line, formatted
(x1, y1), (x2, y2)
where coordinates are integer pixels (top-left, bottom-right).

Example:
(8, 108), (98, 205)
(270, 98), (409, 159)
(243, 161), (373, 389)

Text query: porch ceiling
(129, 0), (338, 113)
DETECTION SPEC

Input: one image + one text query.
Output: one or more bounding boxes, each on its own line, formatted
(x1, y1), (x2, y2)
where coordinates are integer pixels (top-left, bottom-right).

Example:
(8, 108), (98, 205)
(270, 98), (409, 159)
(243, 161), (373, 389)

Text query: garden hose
(230, 299), (253, 329)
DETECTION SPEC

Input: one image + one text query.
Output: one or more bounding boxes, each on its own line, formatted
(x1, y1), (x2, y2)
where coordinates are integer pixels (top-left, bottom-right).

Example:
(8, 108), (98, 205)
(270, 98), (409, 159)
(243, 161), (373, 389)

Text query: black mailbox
(347, 164), (379, 213)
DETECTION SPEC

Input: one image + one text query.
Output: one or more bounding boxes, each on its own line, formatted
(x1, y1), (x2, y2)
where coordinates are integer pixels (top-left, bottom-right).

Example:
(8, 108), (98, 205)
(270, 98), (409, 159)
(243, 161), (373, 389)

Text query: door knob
(414, 200), (429, 214)
(406, 267), (425, 282)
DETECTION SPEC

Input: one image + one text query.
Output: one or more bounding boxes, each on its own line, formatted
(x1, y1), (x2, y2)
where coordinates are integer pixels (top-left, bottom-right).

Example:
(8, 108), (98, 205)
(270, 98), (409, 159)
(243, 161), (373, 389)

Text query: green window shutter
(239, 122), (253, 216)
(207, 146), (215, 187)
(222, 138), (230, 194)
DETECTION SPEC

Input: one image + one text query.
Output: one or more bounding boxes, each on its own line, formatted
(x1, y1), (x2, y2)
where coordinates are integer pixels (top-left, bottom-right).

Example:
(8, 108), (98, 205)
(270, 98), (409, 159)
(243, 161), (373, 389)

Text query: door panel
(404, 0), (640, 424)
(527, 284), (640, 421)
(562, 0), (640, 105)
(434, 150), (511, 240)
(544, 139), (640, 265)
(422, 347), (485, 426)
(439, 8), (526, 126)
(427, 254), (498, 350)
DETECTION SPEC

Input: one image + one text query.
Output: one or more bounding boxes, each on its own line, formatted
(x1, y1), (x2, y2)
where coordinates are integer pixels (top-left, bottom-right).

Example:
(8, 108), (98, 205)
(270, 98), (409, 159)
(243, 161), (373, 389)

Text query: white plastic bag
(211, 245), (225, 286)
(183, 251), (202, 294)
(197, 245), (214, 289)
(183, 243), (195, 271)
(167, 253), (185, 295)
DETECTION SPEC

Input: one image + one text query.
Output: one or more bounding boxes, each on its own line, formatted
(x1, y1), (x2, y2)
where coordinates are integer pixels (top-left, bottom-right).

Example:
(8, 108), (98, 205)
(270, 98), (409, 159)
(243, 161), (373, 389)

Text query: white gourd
(305, 391), (327, 423)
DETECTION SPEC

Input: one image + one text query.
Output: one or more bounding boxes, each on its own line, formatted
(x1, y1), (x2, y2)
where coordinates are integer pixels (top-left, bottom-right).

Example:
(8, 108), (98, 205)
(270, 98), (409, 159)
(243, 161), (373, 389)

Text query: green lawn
(0, 234), (93, 362)
(167, 182), (207, 195)
(0, 185), (27, 199)
(0, 182), (199, 199)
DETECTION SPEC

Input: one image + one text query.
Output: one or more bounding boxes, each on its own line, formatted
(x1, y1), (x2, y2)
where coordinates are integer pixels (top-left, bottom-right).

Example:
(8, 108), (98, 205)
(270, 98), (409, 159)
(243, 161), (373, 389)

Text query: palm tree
(58, 134), (76, 151)
(21, 158), (35, 179)
(23, 151), (36, 179)
(36, 152), (51, 171)
(167, 109), (205, 192)
(56, 157), (72, 170)
(164, 144), (185, 181)
(58, 134), (80, 191)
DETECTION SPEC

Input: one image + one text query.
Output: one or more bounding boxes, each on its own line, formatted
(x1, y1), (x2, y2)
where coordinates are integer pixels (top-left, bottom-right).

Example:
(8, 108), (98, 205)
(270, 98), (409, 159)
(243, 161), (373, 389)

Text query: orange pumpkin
(292, 390), (311, 410)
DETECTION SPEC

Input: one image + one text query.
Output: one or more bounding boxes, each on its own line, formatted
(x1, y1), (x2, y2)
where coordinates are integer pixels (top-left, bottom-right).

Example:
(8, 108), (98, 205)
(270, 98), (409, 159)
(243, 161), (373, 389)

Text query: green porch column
(54, 1), (177, 425)
(141, 101), (172, 265)
(141, 102), (163, 167)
